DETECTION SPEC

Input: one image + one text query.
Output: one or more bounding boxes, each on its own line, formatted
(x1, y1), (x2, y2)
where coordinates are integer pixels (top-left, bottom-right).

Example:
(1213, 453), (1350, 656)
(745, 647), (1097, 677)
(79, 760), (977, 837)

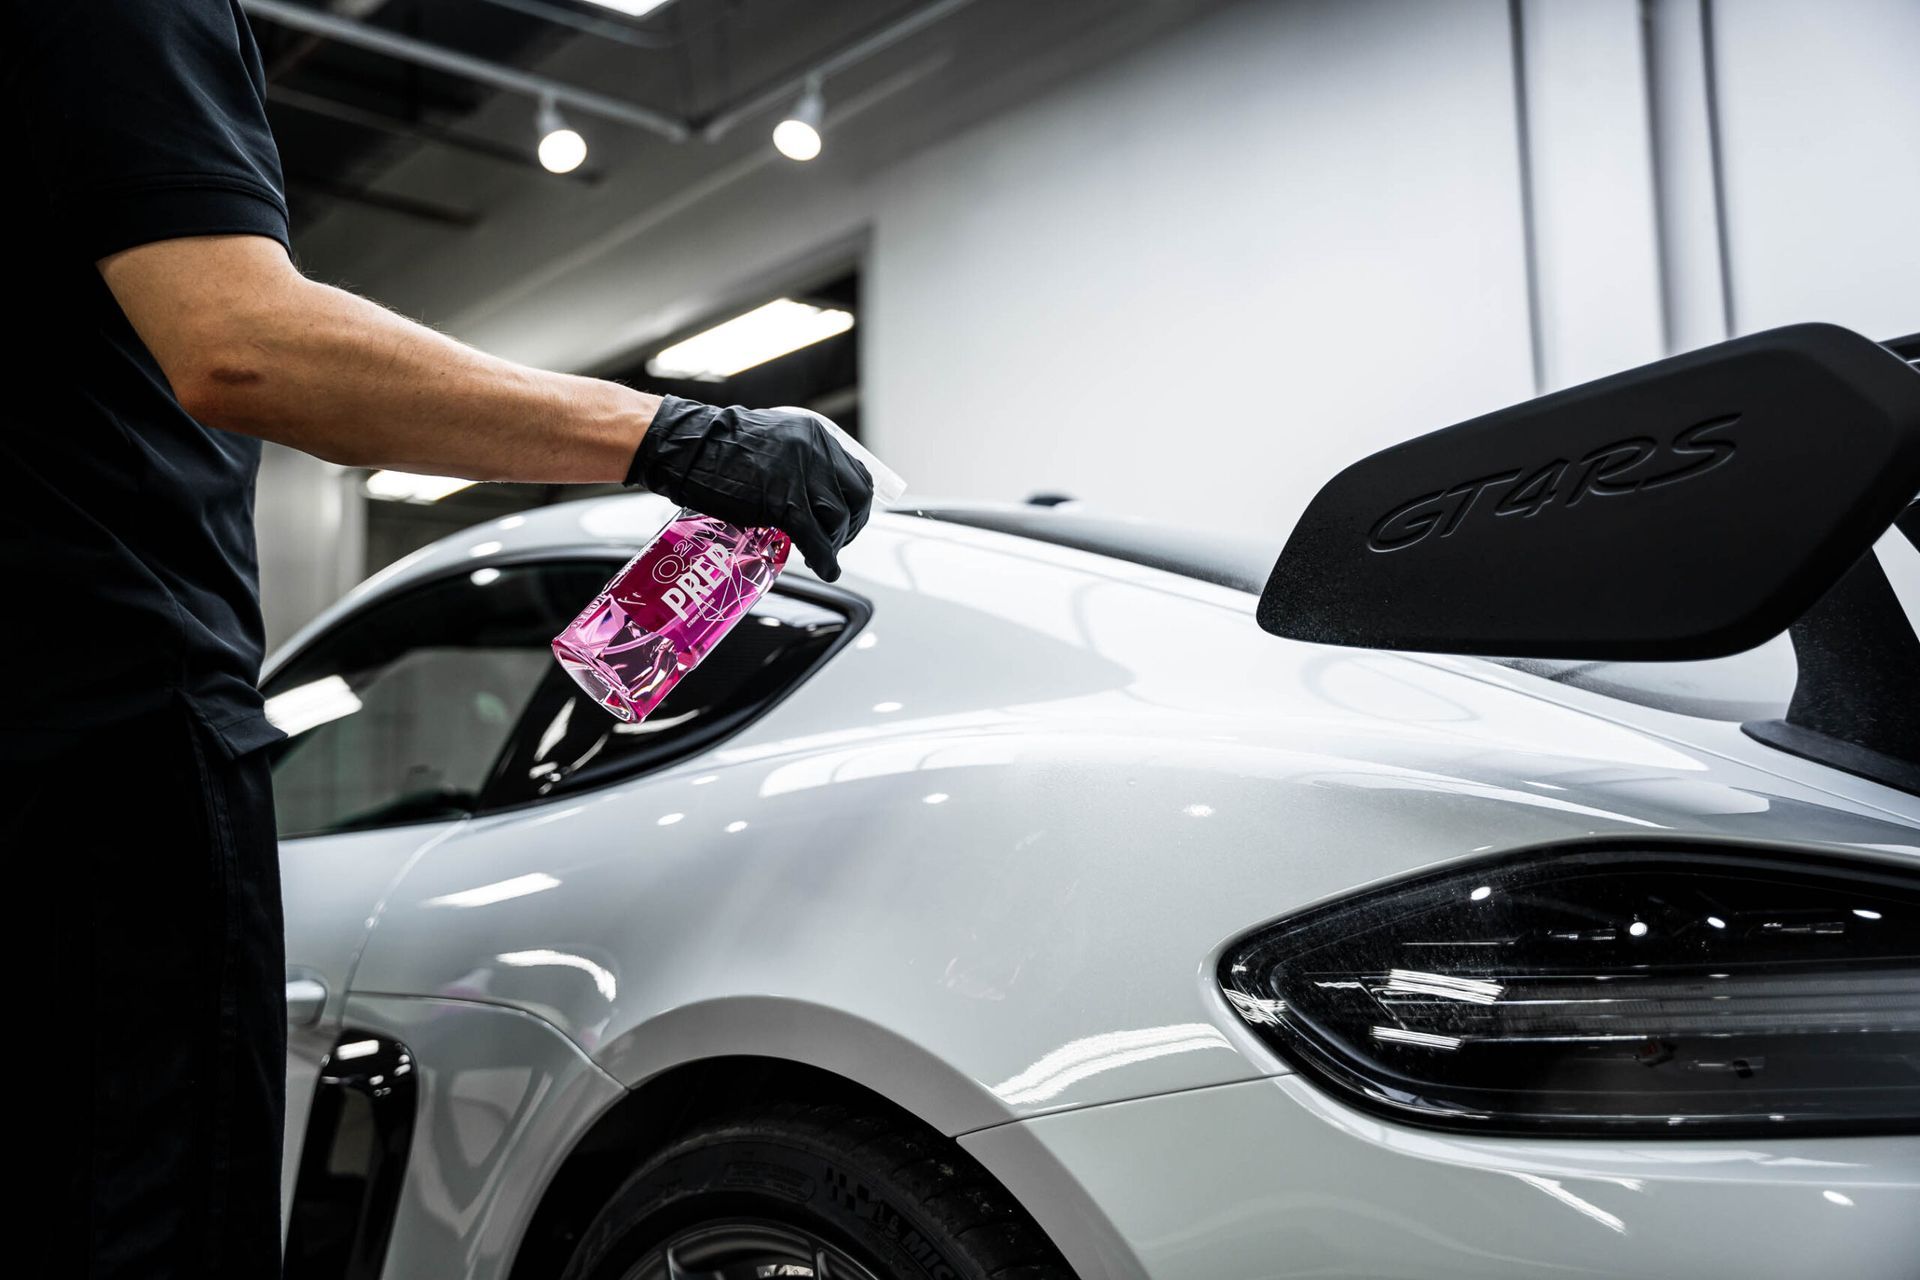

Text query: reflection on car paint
(991, 1025), (1236, 1106)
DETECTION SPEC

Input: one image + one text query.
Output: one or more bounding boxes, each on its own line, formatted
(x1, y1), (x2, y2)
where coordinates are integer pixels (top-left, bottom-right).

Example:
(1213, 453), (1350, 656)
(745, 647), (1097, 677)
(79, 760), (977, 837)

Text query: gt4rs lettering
(1366, 414), (1739, 553)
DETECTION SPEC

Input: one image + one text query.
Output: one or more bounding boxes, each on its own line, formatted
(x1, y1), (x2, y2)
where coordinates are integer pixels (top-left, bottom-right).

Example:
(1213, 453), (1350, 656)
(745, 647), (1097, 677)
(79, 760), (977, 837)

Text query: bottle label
(657, 536), (736, 622)
(553, 510), (791, 723)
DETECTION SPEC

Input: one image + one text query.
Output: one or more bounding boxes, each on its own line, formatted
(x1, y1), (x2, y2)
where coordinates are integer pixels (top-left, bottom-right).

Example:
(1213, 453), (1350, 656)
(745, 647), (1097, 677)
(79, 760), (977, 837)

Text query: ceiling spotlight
(536, 96), (588, 174)
(773, 77), (824, 162)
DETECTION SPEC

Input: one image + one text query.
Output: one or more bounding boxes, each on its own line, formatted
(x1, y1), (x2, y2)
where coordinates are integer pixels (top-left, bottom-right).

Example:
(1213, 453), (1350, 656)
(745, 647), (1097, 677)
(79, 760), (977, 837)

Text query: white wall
(292, 0), (1544, 549)
(1711, 0), (1920, 339)
(867, 0), (1534, 536)
(256, 444), (365, 648)
(1516, 0), (1666, 390)
(263, 0), (1920, 633)
(860, 0), (1913, 537)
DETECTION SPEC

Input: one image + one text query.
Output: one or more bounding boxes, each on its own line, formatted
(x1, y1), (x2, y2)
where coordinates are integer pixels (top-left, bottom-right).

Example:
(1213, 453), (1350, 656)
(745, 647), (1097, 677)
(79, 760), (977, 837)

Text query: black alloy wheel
(562, 1100), (1074, 1280)
(619, 1219), (881, 1279)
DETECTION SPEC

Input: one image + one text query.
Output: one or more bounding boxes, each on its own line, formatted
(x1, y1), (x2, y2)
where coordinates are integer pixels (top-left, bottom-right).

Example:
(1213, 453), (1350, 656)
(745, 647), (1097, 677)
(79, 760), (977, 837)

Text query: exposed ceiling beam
(697, 0), (979, 140)
(266, 83), (601, 182)
(245, 0), (981, 153)
(470, 0), (674, 50)
(242, 0), (691, 141)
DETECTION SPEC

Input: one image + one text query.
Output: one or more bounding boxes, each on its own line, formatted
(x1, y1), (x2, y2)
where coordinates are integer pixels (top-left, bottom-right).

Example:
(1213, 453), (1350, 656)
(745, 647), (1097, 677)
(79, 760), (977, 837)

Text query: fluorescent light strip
(647, 298), (855, 381)
(365, 470), (478, 503)
(263, 674), (362, 737)
(579, 0), (674, 15)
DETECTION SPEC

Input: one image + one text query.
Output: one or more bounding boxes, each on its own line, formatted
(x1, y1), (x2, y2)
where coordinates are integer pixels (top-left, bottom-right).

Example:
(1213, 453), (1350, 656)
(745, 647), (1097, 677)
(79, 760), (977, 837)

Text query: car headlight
(1219, 843), (1920, 1137)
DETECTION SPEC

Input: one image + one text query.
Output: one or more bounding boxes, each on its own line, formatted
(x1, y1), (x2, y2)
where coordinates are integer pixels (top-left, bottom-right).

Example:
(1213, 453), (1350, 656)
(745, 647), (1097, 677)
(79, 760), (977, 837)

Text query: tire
(560, 1099), (1075, 1280)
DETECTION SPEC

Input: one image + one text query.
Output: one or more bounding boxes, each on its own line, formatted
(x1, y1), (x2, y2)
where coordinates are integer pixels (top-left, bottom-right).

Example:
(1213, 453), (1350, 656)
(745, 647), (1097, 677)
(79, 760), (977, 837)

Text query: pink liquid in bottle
(555, 410), (904, 722)
(552, 509), (791, 722)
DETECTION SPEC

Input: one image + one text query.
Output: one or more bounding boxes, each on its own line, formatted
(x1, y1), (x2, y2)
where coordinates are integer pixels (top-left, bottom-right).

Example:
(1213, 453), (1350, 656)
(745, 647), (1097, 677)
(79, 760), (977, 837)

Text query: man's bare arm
(98, 231), (877, 579)
(100, 233), (652, 483)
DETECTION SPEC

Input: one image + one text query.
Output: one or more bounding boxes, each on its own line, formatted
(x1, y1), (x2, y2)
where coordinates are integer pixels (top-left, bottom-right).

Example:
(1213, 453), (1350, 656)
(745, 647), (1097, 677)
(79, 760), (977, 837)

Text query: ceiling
(248, 0), (1230, 295)
(245, 0), (1233, 568)
(253, 0), (968, 229)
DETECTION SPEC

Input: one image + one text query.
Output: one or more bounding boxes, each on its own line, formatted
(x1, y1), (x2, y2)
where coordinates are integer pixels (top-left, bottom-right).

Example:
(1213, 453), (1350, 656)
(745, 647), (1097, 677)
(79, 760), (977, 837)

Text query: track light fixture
(772, 76), (824, 162)
(536, 95), (588, 174)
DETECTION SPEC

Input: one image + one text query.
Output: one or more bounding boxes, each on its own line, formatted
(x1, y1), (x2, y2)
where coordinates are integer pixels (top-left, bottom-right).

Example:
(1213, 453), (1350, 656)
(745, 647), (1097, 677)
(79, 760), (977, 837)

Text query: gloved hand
(626, 396), (875, 581)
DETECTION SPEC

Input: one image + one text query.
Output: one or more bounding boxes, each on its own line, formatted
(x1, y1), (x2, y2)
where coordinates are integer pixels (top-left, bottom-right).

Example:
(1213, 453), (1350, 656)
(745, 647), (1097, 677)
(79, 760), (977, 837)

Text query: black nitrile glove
(626, 397), (875, 581)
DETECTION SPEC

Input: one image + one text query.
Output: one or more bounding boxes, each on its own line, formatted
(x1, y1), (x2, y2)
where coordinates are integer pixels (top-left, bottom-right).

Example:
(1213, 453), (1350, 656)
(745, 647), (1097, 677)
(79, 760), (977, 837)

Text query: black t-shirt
(2, 1), (289, 758)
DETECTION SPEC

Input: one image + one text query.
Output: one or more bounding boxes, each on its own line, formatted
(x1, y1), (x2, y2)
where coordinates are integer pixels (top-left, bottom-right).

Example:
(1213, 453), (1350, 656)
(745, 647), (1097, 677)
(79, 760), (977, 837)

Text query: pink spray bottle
(551, 411), (907, 723)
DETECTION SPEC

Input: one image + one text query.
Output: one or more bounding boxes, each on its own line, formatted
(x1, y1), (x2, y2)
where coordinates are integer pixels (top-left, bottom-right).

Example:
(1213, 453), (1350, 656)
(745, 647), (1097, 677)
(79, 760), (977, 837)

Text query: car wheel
(560, 1099), (1074, 1280)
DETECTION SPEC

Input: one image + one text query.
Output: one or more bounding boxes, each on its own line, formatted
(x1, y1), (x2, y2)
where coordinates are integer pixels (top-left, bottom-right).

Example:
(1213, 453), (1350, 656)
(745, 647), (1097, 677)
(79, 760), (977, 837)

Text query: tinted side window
(264, 564), (607, 838)
(490, 590), (848, 806)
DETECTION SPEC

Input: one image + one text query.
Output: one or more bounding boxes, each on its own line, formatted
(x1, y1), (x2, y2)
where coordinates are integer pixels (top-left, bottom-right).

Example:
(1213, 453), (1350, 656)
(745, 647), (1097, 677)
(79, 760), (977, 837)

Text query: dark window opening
(488, 589), (849, 808)
(264, 561), (852, 837)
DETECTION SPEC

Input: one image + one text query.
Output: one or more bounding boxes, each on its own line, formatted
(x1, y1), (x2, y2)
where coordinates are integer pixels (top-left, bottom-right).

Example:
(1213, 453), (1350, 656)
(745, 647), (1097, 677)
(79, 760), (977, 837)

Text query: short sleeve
(10, 0), (290, 260)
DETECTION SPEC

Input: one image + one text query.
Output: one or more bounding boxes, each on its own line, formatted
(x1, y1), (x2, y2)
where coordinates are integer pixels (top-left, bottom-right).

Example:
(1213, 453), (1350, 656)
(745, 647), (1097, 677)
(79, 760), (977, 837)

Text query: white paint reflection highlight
(1823, 1189), (1854, 1206)
(725, 821), (748, 833)
(523, 804), (585, 829)
(923, 792), (949, 805)
(425, 872), (561, 909)
(496, 949), (617, 1001)
(1182, 803), (1214, 818)
(1510, 1172), (1626, 1234)
(657, 812), (685, 826)
(873, 701), (904, 713)
(748, 721), (1020, 794)
(992, 1024), (1230, 1105)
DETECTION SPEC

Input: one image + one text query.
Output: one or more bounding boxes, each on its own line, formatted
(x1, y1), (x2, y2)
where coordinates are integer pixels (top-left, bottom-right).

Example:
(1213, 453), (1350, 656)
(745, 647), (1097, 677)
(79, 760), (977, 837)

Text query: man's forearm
(101, 234), (653, 484)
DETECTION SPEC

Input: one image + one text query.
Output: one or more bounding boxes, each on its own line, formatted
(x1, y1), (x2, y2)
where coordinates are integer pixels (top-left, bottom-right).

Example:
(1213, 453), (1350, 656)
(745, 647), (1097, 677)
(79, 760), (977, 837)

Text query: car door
(263, 559), (614, 1238)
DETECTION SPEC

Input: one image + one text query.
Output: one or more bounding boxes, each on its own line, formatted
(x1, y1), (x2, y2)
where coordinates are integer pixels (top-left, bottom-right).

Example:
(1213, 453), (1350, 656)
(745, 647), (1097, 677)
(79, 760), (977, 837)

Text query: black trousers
(13, 703), (285, 1279)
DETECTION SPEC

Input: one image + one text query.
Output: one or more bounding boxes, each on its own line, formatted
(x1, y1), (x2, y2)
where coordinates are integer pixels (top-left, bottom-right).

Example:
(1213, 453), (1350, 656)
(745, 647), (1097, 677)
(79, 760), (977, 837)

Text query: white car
(270, 325), (1920, 1279)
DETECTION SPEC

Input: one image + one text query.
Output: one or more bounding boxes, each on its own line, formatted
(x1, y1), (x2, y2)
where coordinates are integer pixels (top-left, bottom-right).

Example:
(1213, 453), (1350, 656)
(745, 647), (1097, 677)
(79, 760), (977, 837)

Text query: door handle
(286, 973), (328, 1027)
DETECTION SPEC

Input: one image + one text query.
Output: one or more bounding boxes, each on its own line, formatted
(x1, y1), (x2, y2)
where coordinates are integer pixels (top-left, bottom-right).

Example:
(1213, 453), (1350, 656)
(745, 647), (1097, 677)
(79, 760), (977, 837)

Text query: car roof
(270, 493), (1273, 670)
(894, 501), (1277, 593)
(267, 491), (1803, 728)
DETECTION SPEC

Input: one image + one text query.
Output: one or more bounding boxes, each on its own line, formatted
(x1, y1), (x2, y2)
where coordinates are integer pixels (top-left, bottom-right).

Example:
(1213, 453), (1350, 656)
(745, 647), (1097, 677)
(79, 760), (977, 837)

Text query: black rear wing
(1259, 323), (1920, 791)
